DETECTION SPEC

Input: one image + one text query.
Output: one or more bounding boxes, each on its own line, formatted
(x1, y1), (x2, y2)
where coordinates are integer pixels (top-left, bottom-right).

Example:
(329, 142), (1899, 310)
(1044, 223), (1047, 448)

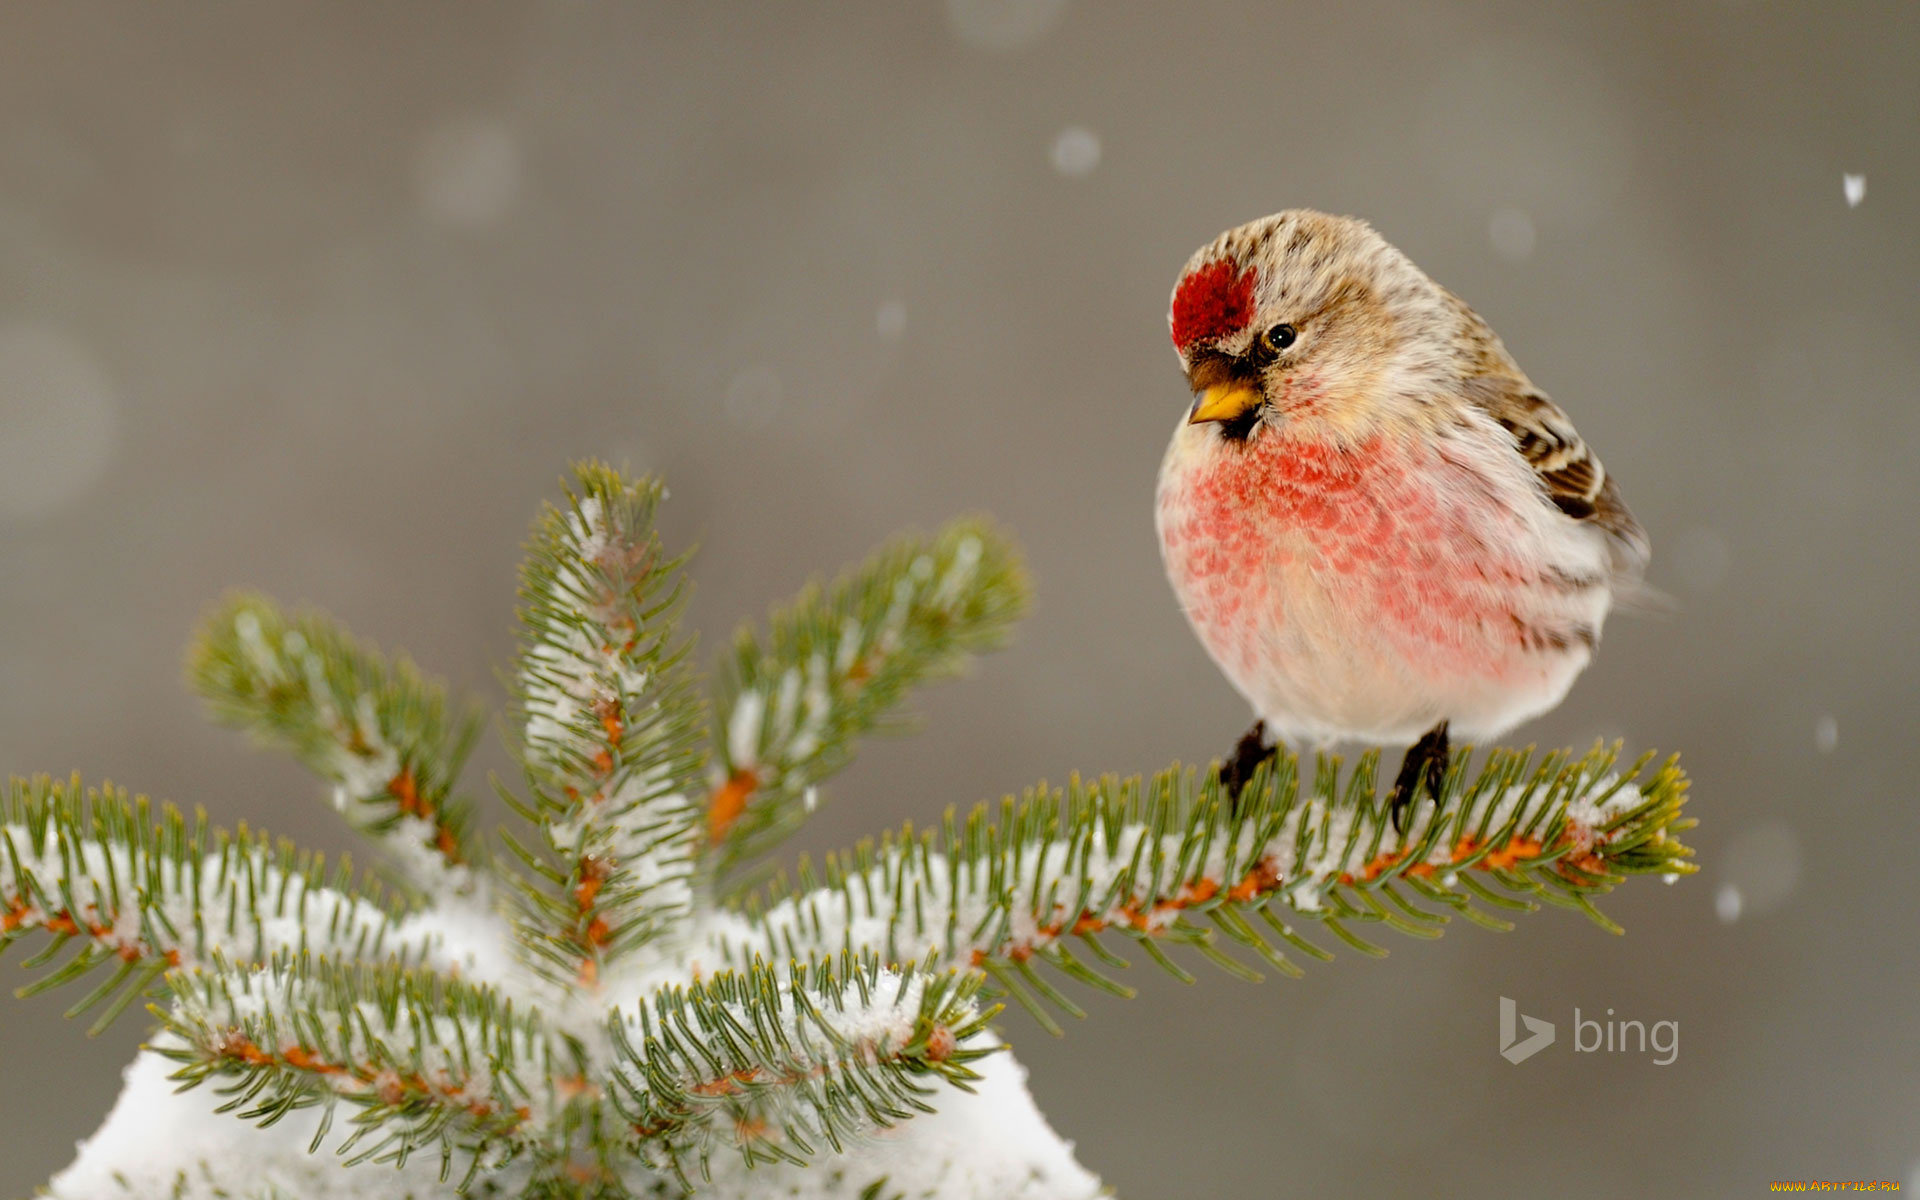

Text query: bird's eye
(1264, 324), (1298, 351)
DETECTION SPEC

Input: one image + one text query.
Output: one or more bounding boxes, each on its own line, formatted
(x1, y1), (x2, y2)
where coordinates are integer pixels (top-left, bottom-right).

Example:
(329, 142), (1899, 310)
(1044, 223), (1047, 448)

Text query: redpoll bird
(1154, 210), (1649, 825)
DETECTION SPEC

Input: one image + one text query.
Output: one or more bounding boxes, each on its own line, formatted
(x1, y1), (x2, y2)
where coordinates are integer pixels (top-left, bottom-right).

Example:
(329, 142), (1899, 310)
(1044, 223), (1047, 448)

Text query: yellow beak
(1187, 382), (1262, 425)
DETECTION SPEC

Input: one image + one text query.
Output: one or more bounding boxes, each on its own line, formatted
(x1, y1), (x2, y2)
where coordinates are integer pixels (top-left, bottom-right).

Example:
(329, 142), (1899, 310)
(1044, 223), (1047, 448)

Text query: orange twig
(977, 822), (1604, 966)
(707, 768), (758, 844)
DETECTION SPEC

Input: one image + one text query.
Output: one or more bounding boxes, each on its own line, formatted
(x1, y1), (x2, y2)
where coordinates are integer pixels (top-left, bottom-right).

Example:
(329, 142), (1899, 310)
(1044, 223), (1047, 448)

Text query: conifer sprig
(506, 465), (707, 985)
(190, 593), (482, 881)
(721, 744), (1694, 1033)
(8, 462), (1697, 1200)
(0, 775), (421, 1034)
(607, 951), (997, 1178)
(158, 954), (551, 1188)
(705, 519), (1028, 876)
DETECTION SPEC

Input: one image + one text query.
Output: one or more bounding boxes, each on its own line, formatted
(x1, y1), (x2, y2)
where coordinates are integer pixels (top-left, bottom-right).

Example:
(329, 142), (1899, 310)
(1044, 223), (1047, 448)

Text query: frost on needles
(1, 463), (1696, 1199)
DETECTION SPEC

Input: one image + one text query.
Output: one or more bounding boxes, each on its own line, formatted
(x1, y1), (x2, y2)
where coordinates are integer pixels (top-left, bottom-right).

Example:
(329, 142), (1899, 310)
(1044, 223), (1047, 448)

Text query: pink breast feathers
(1171, 259), (1257, 352)
(1162, 432), (1541, 685)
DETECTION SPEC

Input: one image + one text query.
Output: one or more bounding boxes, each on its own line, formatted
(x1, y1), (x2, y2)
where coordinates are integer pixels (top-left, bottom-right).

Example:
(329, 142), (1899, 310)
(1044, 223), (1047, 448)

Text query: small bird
(1154, 210), (1649, 826)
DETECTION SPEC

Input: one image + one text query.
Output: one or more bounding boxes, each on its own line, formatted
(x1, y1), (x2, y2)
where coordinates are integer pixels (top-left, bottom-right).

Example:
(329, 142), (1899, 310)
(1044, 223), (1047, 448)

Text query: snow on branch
(693, 1043), (1100, 1200)
(0, 775), (426, 1034)
(705, 518), (1028, 876)
(719, 744), (1695, 1033)
(191, 592), (482, 889)
(506, 464), (707, 985)
(607, 951), (996, 1180)
(8, 462), (1696, 1198)
(158, 954), (553, 1189)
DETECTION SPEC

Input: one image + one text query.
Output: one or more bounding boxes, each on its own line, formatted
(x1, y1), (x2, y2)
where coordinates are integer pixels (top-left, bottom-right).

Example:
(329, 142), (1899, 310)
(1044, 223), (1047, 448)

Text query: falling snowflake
(1715, 885), (1742, 924)
(1050, 127), (1101, 178)
(415, 119), (522, 229)
(1842, 173), (1866, 208)
(1814, 716), (1838, 754)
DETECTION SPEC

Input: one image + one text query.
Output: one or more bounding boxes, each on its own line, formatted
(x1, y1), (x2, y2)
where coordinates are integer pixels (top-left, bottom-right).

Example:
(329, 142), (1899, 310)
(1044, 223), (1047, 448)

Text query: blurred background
(1, 2), (1915, 1196)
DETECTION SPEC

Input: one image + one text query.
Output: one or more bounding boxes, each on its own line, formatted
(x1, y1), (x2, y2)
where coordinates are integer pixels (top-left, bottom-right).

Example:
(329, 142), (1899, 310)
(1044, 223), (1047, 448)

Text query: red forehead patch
(1171, 258), (1257, 351)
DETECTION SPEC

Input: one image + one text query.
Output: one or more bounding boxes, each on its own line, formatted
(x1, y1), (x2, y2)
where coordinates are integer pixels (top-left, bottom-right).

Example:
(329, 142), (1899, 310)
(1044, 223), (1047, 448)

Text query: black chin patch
(1217, 407), (1261, 444)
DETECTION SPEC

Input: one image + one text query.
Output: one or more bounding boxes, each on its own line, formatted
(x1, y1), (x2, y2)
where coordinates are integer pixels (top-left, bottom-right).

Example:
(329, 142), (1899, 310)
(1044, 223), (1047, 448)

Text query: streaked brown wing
(1465, 375), (1650, 581)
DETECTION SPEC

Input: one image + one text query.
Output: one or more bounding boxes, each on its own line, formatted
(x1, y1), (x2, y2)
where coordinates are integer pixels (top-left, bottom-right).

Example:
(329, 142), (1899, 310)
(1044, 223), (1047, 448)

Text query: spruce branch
(190, 592), (483, 885)
(157, 953), (552, 1188)
(704, 519), (1028, 877)
(0, 775), (421, 1034)
(13, 459), (1695, 1200)
(720, 743), (1694, 1031)
(607, 950), (997, 1180)
(507, 464), (707, 985)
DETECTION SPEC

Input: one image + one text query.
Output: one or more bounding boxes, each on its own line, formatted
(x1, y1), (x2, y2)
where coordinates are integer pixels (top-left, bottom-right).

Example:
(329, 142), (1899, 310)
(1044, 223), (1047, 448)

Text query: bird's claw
(1221, 720), (1275, 809)
(1389, 721), (1451, 835)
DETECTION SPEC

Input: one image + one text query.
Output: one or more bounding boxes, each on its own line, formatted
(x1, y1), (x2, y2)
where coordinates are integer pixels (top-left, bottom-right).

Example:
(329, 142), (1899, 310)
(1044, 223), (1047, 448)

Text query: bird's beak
(1187, 381), (1262, 425)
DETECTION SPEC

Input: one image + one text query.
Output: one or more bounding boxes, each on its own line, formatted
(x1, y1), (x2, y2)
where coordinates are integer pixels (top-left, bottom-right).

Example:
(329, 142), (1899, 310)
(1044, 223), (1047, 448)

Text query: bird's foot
(1221, 720), (1276, 808)
(1388, 720), (1451, 834)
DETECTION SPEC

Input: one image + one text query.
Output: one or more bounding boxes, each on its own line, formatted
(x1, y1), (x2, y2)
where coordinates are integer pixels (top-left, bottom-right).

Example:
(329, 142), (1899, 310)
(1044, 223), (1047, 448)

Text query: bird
(1153, 210), (1649, 829)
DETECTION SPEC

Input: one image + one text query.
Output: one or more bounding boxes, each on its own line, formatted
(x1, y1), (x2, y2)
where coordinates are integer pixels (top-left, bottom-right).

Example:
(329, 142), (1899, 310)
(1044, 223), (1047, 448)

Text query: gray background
(1, 2), (1916, 1196)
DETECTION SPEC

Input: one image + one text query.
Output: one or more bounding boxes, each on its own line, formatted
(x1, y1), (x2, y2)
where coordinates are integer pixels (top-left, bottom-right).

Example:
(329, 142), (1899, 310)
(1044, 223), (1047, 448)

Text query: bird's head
(1169, 210), (1457, 442)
